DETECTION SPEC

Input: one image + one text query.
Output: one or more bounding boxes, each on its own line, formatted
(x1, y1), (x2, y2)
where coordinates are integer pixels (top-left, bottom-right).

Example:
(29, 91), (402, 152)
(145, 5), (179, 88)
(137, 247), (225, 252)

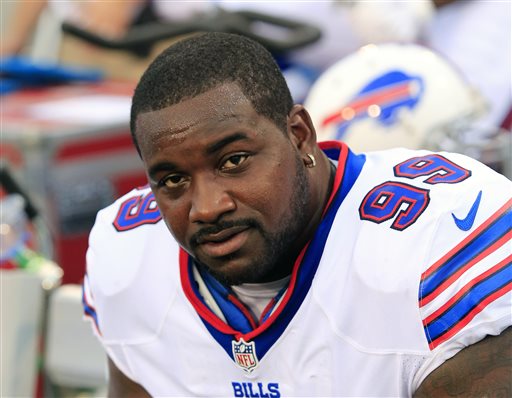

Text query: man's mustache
(190, 218), (261, 248)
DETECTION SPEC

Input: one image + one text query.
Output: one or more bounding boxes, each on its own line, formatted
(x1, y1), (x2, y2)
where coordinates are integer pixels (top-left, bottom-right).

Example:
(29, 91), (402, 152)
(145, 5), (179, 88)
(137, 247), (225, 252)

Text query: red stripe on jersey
(421, 232), (512, 306)
(423, 255), (511, 325)
(428, 283), (511, 350)
(421, 199), (512, 281)
(179, 249), (237, 336)
(228, 294), (258, 330)
(84, 313), (102, 337)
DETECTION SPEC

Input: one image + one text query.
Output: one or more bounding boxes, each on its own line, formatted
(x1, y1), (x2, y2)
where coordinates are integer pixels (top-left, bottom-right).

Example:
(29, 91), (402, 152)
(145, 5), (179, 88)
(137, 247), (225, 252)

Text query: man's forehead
(135, 83), (252, 136)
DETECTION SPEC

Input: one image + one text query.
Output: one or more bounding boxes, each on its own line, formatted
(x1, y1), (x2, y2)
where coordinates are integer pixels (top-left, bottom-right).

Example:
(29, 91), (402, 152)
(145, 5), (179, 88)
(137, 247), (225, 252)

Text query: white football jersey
(84, 141), (511, 397)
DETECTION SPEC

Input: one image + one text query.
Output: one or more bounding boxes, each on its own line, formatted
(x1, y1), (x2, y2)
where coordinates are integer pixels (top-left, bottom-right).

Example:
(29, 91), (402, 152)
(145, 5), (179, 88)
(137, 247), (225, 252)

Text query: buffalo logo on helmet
(321, 70), (424, 140)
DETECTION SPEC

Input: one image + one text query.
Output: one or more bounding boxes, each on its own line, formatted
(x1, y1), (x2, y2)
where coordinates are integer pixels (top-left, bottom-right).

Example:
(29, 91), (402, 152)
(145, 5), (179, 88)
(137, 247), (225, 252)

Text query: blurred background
(1, 1), (510, 397)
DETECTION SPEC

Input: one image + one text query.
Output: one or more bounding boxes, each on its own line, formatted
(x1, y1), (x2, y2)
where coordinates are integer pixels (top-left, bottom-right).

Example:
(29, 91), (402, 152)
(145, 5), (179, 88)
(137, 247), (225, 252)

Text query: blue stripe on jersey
(420, 209), (511, 299)
(82, 285), (100, 331)
(197, 265), (254, 334)
(186, 258), (234, 345)
(424, 261), (512, 343)
(196, 147), (366, 362)
(255, 149), (366, 361)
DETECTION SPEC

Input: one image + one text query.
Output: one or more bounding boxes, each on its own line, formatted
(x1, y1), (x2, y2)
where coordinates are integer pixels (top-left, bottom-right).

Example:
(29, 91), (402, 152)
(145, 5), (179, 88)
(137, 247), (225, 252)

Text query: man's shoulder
(86, 185), (177, 296)
(315, 147), (511, 352)
(85, 186), (181, 342)
(340, 147), (510, 289)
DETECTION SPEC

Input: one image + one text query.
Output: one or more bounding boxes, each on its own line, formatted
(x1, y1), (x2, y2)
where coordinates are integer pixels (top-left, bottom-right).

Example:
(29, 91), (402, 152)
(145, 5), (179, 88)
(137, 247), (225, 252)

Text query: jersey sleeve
(82, 205), (140, 383)
(413, 153), (511, 389)
(81, 186), (164, 383)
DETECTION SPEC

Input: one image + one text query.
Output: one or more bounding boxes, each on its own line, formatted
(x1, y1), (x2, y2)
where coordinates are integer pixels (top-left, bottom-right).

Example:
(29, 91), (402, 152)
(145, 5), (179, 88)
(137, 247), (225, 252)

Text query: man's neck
(231, 275), (291, 322)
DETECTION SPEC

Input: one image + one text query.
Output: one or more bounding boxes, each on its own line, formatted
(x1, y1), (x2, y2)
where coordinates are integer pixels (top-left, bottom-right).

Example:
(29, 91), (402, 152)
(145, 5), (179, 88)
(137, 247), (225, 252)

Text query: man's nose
(189, 176), (236, 224)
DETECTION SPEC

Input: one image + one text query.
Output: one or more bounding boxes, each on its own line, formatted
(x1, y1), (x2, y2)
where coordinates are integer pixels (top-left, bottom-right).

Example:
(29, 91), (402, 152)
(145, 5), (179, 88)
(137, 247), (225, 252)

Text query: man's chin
(199, 256), (268, 286)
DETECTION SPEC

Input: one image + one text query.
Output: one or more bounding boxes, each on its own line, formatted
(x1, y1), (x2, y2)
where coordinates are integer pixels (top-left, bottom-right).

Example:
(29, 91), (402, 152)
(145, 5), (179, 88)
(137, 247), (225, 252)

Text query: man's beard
(195, 154), (311, 286)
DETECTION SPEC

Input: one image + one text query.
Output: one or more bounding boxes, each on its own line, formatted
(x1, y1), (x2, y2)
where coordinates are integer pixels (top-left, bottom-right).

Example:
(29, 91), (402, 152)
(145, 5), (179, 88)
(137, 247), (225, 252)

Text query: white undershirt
(192, 266), (290, 324)
(231, 275), (291, 321)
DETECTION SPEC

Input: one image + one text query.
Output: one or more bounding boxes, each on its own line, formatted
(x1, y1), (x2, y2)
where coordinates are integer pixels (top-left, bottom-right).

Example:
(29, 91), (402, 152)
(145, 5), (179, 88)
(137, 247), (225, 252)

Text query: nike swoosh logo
(452, 190), (483, 231)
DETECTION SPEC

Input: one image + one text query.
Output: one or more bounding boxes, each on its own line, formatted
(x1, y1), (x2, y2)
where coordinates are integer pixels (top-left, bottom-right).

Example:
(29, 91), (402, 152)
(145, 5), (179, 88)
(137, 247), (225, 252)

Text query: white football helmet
(305, 43), (511, 177)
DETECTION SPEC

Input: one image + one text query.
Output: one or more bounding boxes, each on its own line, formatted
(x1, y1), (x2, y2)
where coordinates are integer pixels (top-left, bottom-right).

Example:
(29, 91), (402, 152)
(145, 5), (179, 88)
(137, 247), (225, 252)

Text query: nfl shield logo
(232, 338), (259, 372)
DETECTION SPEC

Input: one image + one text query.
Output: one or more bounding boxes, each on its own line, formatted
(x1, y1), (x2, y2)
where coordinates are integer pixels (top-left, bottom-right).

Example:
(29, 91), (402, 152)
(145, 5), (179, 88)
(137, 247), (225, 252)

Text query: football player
(84, 32), (511, 397)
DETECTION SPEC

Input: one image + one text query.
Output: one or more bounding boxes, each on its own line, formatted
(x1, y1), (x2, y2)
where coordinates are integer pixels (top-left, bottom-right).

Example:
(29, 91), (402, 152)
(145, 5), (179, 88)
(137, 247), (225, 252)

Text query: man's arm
(414, 327), (512, 397)
(108, 357), (151, 398)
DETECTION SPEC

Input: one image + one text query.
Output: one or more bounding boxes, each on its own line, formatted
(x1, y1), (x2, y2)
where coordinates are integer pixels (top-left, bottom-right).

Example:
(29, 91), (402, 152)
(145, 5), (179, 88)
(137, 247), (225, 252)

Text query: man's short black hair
(130, 32), (294, 154)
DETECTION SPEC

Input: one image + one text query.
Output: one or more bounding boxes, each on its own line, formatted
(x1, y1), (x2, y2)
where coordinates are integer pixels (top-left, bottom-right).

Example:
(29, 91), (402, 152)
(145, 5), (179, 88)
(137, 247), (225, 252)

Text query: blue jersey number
(359, 182), (429, 230)
(113, 192), (162, 232)
(360, 154), (470, 230)
(394, 154), (470, 184)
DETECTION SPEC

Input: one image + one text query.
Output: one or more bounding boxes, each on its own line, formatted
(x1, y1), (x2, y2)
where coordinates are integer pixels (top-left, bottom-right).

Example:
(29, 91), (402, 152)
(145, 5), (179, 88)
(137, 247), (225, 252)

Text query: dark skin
(108, 358), (150, 398)
(432, 0), (458, 8)
(414, 327), (512, 397)
(108, 83), (511, 397)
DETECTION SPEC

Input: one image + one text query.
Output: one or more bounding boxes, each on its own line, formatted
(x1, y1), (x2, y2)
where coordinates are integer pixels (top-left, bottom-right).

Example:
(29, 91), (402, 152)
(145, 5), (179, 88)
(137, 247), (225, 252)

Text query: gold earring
(306, 153), (316, 168)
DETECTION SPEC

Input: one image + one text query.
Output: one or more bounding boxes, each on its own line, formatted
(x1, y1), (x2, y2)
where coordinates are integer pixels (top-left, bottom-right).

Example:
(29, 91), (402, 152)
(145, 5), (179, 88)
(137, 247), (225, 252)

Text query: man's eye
(161, 174), (184, 188)
(221, 154), (249, 170)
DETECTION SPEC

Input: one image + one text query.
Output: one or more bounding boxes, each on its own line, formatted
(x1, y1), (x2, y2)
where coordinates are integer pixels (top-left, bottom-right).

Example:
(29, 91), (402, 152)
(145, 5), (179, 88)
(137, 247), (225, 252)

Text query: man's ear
(287, 104), (318, 154)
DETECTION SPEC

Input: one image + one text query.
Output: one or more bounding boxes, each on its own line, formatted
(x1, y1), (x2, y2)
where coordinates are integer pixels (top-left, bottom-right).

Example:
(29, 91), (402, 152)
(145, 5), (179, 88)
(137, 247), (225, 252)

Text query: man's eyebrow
(147, 133), (249, 179)
(147, 162), (177, 180)
(205, 132), (249, 155)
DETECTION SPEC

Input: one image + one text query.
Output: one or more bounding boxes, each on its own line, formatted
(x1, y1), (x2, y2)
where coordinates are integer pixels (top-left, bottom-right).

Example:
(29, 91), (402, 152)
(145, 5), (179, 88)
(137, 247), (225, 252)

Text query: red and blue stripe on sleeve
(419, 199), (511, 349)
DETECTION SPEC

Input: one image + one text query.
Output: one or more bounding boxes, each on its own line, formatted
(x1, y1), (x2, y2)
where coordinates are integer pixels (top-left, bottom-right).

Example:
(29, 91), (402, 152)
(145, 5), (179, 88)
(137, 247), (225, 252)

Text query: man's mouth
(196, 225), (251, 258)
